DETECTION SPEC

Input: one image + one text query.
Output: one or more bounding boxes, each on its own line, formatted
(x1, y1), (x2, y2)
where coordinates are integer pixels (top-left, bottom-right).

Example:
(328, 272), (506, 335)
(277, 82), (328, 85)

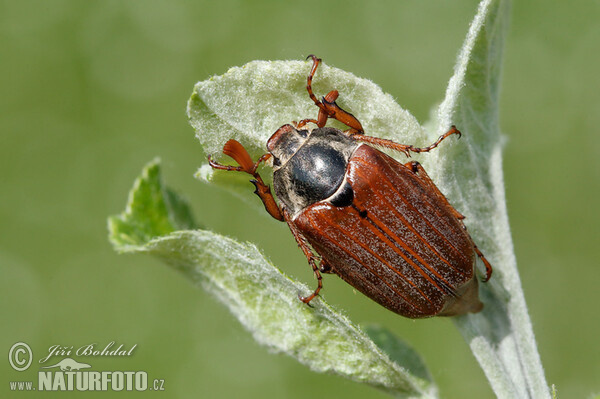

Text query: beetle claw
(450, 125), (462, 139)
(297, 293), (315, 307)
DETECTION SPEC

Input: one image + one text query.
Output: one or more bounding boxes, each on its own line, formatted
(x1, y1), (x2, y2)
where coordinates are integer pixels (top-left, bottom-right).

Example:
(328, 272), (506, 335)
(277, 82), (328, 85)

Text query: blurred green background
(2, 0), (598, 398)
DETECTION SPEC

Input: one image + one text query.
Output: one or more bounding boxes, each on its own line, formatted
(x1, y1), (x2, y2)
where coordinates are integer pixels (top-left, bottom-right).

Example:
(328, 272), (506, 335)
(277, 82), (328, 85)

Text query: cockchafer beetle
(208, 55), (492, 318)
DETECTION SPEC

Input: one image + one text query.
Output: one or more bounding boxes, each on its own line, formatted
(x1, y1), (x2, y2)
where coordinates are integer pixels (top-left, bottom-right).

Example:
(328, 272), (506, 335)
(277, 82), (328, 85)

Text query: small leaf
(108, 158), (196, 251)
(109, 160), (438, 399)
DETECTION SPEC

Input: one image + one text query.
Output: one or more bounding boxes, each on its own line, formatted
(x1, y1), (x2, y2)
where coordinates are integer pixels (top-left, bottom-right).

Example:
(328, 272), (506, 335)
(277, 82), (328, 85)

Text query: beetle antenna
(208, 140), (283, 221)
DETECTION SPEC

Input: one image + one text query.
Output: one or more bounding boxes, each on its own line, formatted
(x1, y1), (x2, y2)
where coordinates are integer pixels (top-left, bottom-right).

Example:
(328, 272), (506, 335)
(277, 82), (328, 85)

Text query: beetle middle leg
(208, 139), (283, 221)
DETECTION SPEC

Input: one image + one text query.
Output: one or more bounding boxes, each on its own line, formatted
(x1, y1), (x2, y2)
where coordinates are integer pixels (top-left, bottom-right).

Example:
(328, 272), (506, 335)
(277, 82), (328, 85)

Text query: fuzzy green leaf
(109, 160), (437, 399)
(108, 158), (197, 251)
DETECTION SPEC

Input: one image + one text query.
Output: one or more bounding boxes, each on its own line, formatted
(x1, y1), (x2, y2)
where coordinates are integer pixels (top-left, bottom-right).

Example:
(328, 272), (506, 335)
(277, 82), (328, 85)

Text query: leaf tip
(108, 158), (197, 253)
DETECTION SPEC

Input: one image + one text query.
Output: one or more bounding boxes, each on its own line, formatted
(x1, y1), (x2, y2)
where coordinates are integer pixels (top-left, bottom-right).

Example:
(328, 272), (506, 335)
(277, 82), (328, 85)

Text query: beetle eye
(297, 129), (308, 138)
(272, 157), (281, 167)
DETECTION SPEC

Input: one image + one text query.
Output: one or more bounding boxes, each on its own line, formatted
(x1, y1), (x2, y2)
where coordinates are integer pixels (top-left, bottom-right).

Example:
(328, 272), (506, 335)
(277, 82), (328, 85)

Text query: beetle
(208, 55), (492, 318)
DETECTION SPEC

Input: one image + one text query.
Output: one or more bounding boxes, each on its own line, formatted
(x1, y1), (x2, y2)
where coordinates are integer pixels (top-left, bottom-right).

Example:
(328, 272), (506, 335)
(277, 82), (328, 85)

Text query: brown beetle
(209, 55), (492, 318)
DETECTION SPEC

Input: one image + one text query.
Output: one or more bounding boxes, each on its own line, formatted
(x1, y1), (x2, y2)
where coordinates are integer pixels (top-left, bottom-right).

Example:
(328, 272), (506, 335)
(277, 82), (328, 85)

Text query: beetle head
(267, 124), (309, 170)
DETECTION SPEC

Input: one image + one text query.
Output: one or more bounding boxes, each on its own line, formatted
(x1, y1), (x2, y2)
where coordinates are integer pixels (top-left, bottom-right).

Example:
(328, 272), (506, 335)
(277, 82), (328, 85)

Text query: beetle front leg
(249, 179), (284, 222)
(208, 139), (283, 221)
(282, 207), (323, 306)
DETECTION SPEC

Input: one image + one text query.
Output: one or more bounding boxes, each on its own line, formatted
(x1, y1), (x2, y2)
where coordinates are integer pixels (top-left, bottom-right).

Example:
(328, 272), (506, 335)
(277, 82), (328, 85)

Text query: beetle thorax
(268, 126), (359, 217)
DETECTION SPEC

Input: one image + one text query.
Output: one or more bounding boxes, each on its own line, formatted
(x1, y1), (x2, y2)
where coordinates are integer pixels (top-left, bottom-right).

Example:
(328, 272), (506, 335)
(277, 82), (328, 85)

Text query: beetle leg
(473, 245), (493, 282)
(349, 134), (412, 157)
(305, 54), (323, 110)
(249, 179), (284, 222)
(208, 140), (284, 221)
(282, 207), (323, 305)
(305, 55), (364, 133)
(409, 125), (462, 154)
(349, 126), (462, 158)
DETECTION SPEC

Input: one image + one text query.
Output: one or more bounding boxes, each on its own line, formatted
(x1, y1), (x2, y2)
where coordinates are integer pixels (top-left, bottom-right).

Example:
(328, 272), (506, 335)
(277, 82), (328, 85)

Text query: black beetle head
(267, 124), (309, 169)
